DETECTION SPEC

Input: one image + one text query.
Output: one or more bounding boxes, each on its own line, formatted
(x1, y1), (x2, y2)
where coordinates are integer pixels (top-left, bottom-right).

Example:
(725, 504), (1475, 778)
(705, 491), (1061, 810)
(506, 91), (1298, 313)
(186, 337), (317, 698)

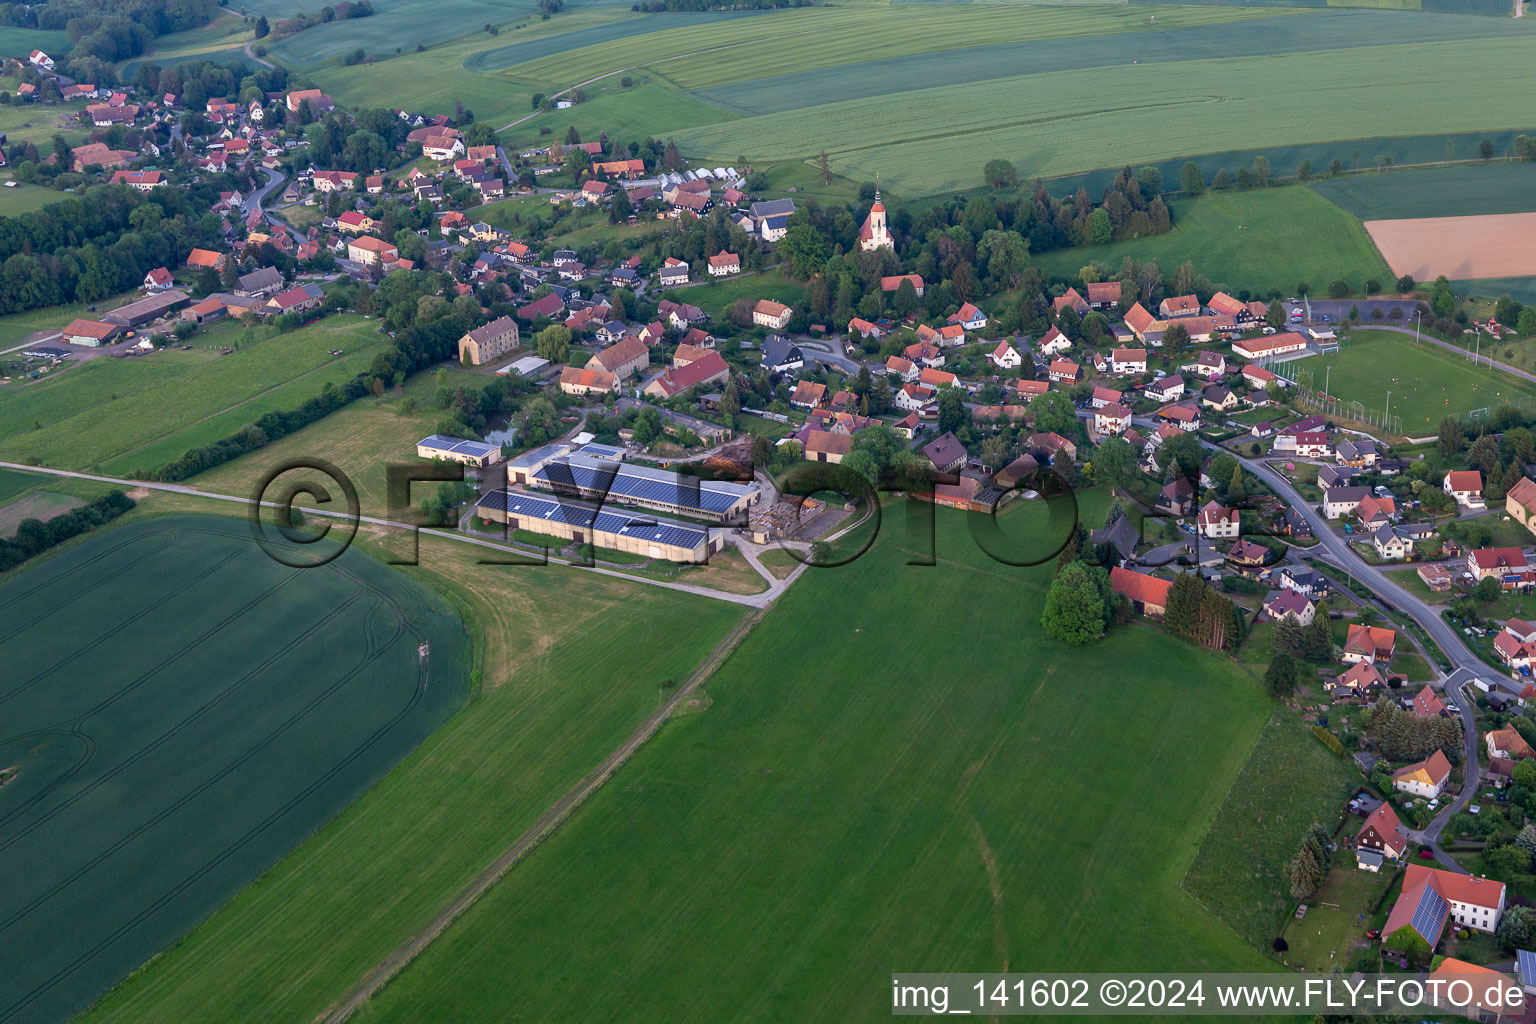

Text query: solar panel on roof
(1517, 949), (1536, 983)
(1411, 886), (1448, 943)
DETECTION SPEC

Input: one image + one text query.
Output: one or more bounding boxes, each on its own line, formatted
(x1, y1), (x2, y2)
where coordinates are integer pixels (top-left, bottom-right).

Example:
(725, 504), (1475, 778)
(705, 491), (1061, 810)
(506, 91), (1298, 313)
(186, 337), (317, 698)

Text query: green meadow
(0, 315), (391, 474)
(1036, 186), (1391, 298)
(354, 500), (1313, 1024)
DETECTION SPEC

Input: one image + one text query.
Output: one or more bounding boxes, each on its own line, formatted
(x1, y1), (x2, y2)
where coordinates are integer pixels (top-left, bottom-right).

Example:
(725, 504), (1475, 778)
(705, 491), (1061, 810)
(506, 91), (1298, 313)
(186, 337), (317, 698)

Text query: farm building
(102, 290), (189, 327)
(508, 444), (760, 523)
(416, 434), (503, 468)
(473, 489), (719, 563)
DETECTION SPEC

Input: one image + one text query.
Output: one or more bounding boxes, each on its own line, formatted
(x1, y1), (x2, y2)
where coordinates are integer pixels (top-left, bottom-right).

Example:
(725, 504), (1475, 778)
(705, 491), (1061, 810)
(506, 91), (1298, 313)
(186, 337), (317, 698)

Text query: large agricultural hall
(506, 442), (761, 523)
(473, 488), (721, 562)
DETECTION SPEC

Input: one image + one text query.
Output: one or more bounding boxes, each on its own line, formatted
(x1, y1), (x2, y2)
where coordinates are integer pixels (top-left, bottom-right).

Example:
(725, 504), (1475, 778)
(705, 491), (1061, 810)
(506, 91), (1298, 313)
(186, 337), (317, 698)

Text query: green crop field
(1289, 328), (1536, 429)
(0, 465), (42, 504)
(0, 515), (471, 1024)
(668, 36), (1536, 196)
(1036, 186), (1390, 298)
(0, 315), (391, 475)
(350, 498), (1323, 1024)
(688, 9), (1511, 116)
(1310, 162), (1536, 220)
(75, 526), (745, 1024)
(496, 4), (1285, 92)
(465, 9), (770, 73)
(264, 0), (585, 67)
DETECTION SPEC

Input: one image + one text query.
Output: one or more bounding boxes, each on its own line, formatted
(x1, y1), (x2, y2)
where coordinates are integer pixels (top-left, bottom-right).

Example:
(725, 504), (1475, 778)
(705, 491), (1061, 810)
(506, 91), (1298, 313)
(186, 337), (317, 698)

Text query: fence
(1293, 369), (1403, 434)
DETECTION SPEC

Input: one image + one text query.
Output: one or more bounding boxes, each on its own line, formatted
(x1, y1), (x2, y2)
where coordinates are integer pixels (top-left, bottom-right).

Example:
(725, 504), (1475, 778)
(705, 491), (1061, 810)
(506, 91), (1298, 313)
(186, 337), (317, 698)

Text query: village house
(142, 267), (174, 292)
(1371, 525), (1416, 561)
(988, 340), (1022, 371)
(1078, 280), (1116, 310)
(1467, 547), (1532, 585)
(234, 266), (284, 299)
(1332, 660), (1386, 699)
(587, 336), (650, 381)
(1355, 801), (1408, 870)
(458, 316), (521, 366)
(1142, 377), (1183, 405)
(1262, 588), (1315, 626)
(706, 250), (741, 276)
(1093, 403), (1131, 436)
(761, 337), (804, 376)
(1444, 470), (1486, 509)
(560, 366), (618, 396)
(1242, 364), (1278, 391)
(1184, 351), (1227, 380)
(894, 382), (936, 413)
(1089, 385), (1123, 409)
(1158, 294), (1200, 318)
(752, 300), (793, 330)
(1048, 359), (1080, 385)
(1201, 384), (1237, 411)
(1156, 477), (1195, 516)
(790, 380), (828, 409)
(949, 302), (986, 332)
(265, 283), (324, 316)
(1323, 486), (1371, 520)
(1053, 288), (1089, 317)
(1487, 726), (1535, 762)
(921, 432), (967, 474)
(880, 273), (924, 297)
(1342, 624), (1396, 665)
(1108, 347), (1147, 375)
(1196, 500), (1240, 539)
(1507, 476), (1536, 536)
(1412, 685), (1448, 718)
(1392, 750), (1452, 800)
(1494, 618), (1536, 671)
(346, 235), (398, 267)
(642, 351), (729, 399)
(1037, 326), (1072, 356)
(1385, 864), (1503, 944)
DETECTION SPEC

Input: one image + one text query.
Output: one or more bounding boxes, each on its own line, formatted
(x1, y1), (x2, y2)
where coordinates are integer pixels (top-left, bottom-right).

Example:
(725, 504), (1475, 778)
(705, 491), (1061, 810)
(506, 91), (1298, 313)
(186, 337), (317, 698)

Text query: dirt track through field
(315, 607), (764, 1024)
(1364, 211), (1536, 280)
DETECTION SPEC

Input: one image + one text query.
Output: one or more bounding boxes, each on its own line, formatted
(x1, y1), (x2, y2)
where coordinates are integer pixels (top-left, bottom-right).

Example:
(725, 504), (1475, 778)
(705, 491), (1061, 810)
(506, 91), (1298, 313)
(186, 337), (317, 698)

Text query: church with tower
(857, 186), (893, 252)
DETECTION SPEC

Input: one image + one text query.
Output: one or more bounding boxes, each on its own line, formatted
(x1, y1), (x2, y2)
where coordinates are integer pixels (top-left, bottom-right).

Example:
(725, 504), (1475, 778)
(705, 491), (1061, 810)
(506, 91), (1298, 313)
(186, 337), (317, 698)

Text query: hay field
(1365, 211), (1536, 280)
(357, 499), (1308, 1024)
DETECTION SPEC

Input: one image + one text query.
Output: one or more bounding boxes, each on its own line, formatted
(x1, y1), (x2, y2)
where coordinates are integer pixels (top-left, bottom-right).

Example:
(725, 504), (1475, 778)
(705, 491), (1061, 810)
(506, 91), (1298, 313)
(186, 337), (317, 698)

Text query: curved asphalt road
(1209, 433), (1483, 870)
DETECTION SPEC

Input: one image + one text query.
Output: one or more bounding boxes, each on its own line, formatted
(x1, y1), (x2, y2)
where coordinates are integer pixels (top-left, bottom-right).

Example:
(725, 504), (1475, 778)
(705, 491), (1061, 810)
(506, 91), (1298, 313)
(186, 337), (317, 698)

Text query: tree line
(0, 490), (135, 571)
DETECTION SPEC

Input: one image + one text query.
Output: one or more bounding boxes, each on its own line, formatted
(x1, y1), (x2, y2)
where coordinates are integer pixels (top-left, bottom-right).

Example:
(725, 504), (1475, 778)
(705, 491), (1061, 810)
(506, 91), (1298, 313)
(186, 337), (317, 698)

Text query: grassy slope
(1183, 712), (1356, 948)
(669, 37), (1536, 195)
(357, 501), (1298, 1024)
(1288, 327), (1536, 429)
(75, 529), (745, 1024)
(498, 78), (734, 151)
(498, 4), (1282, 91)
(1036, 186), (1391, 297)
(690, 8), (1512, 117)
(1310, 162), (1536, 220)
(0, 316), (391, 473)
